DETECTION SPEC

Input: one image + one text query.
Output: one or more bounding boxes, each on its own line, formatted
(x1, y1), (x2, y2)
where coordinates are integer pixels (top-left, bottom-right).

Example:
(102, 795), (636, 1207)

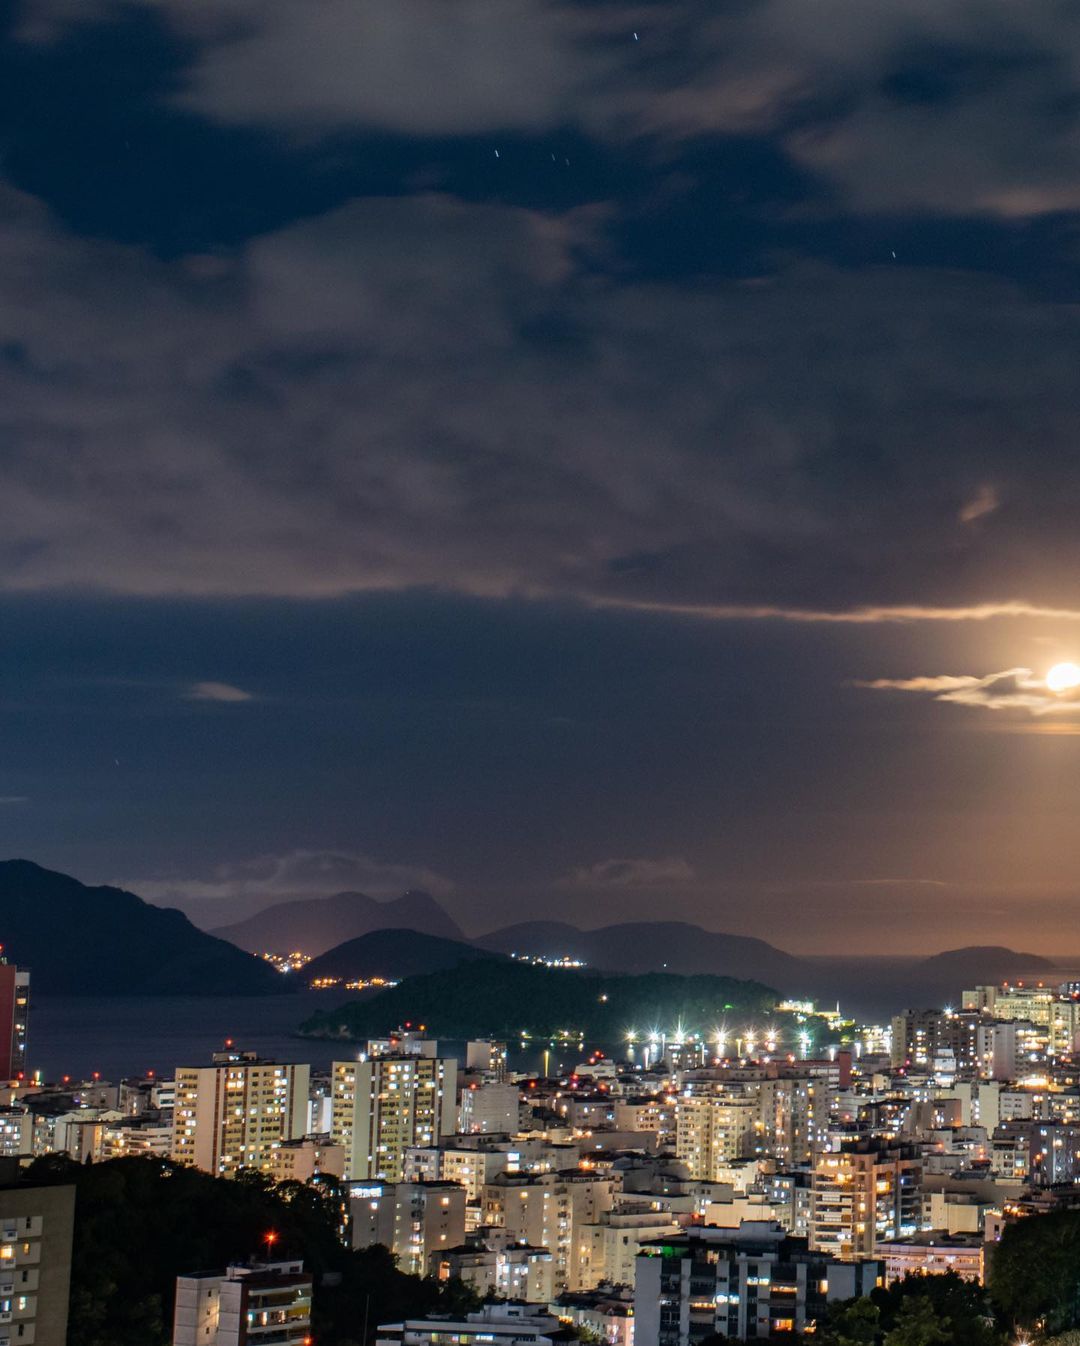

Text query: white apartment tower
(332, 1054), (458, 1181)
(171, 1050), (310, 1178)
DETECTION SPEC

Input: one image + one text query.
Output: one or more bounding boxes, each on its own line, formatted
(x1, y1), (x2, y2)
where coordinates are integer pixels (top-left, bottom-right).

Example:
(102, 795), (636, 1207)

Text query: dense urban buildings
(351, 1179), (467, 1275)
(23, 968), (1080, 1342)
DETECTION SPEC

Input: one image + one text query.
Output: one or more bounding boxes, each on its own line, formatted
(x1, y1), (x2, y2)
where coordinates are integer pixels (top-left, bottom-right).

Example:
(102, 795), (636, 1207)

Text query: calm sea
(31, 991), (349, 1081)
(36, 957), (1080, 1082)
(29, 993), (592, 1082)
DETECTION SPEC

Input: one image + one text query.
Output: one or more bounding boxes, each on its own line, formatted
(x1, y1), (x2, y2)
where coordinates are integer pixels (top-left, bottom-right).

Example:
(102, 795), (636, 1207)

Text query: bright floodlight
(1047, 662), (1080, 692)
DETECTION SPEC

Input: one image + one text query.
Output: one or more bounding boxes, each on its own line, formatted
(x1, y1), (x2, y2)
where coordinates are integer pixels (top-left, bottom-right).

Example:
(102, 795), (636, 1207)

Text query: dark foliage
(26, 1155), (477, 1345)
(872, 1273), (1003, 1346)
(817, 1274), (1005, 1346)
(989, 1207), (1080, 1333)
(300, 959), (780, 1041)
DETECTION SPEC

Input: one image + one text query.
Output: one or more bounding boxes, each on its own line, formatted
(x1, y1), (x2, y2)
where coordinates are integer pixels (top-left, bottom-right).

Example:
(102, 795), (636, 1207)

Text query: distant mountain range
(9, 856), (1052, 1010)
(205, 882), (1065, 1014)
(0, 860), (285, 995)
(303, 928), (501, 982)
(0, 851), (1059, 1014)
(213, 889), (465, 956)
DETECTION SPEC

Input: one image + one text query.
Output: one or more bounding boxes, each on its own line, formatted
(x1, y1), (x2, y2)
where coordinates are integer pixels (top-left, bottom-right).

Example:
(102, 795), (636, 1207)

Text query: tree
(990, 1209), (1080, 1333)
(874, 1273), (1004, 1346)
(883, 1297), (950, 1346)
(819, 1296), (882, 1346)
(25, 1155), (479, 1345)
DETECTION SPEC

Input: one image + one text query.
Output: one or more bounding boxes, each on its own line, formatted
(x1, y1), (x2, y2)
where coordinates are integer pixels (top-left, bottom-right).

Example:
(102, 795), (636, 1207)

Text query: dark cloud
(20, 0), (1080, 221)
(3, 177), (1080, 613)
(7, 1), (1080, 955)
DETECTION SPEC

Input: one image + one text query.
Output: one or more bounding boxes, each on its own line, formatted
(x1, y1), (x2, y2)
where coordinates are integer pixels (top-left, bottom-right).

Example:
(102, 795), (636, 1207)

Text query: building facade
(0, 964), (29, 1082)
(0, 1182), (76, 1346)
(809, 1143), (922, 1261)
(332, 1055), (458, 1181)
(482, 1170), (617, 1293)
(172, 1259), (313, 1346)
(635, 1223), (882, 1345)
(171, 1050), (310, 1177)
(350, 1180), (467, 1276)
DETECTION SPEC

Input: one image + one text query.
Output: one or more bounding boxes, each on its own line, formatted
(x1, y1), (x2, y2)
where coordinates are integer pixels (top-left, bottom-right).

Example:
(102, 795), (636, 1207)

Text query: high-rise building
(331, 1054), (457, 1181)
(481, 1170), (617, 1293)
(0, 961), (29, 1081)
(577, 1204), (682, 1290)
(962, 983), (1053, 1026)
(675, 1090), (759, 1178)
(172, 1259), (313, 1346)
(634, 1222), (882, 1346)
(465, 1040), (508, 1081)
(432, 1230), (555, 1302)
(758, 1075), (830, 1166)
(171, 1050), (310, 1178)
(891, 1009), (981, 1072)
(0, 1180), (76, 1346)
(809, 1142), (922, 1261)
(270, 1135), (346, 1184)
(459, 1080), (519, 1135)
(350, 1180), (467, 1275)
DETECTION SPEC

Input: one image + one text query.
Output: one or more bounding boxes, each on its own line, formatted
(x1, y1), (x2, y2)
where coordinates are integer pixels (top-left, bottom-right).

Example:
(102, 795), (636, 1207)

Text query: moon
(1046, 662), (1080, 693)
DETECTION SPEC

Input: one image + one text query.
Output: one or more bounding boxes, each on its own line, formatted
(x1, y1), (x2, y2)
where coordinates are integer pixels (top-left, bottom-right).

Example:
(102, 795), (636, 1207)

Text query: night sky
(3, 0), (1080, 953)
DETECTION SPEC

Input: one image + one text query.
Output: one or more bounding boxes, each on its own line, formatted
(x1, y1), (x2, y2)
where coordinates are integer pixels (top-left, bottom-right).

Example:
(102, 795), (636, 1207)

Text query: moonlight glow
(1046, 663), (1080, 693)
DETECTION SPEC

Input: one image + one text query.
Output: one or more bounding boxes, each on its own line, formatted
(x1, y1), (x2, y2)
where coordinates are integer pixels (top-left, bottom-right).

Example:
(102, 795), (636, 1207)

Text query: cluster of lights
(509, 953), (587, 968)
(309, 975), (398, 991)
(621, 1021), (816, 1059)
(261, 950), (312, 974)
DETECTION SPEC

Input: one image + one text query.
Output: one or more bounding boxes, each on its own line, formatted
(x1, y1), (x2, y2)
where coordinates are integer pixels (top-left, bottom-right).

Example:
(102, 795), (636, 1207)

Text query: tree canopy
(990, 1207), (1080, 1334)
(26, 1155), (477, 1346)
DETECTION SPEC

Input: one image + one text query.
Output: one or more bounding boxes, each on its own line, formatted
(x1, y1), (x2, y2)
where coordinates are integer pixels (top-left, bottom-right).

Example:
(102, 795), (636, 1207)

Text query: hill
(304, 928), (503, 982)
(475, 919), (805, 985)
(0, 860), (286, 995)
(213, 889), (464, 956)
(918, 945), (1053, 976)
(299, 959), (779, 1041)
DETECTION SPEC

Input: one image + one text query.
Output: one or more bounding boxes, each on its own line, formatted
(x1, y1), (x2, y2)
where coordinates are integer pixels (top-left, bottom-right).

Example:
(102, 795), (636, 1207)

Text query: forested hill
(299, 959), (779, 1041)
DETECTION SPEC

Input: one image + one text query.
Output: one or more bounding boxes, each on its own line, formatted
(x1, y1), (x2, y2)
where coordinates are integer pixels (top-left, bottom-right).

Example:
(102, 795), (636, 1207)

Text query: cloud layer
(858, 667), (1080, 714)
(559, 856), (697, 889)
(4, 175), (1080, 615)
(22, 0), (1080, 220)
(128, 847), (457, 906)
(184, 681), (254, 703)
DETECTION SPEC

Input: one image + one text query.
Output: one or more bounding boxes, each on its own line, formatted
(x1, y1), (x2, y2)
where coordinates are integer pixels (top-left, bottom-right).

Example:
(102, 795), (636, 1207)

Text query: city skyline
(5, 2), (1080, 952)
